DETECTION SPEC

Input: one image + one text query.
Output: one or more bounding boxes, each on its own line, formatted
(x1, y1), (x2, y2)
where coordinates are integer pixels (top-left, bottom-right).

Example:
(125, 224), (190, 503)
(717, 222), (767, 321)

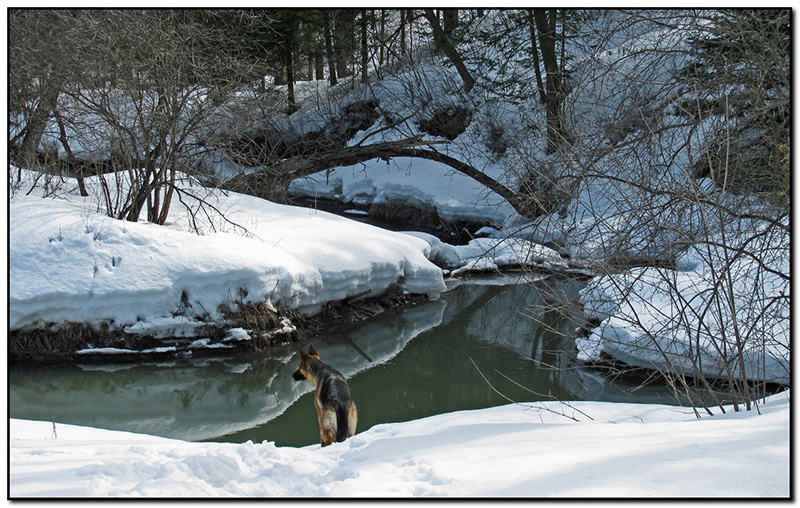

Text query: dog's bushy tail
(335, 404), (349, 443)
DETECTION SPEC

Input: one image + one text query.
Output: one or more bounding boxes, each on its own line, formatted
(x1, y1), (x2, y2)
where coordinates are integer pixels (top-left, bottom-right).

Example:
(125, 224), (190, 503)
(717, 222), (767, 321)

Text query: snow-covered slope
(281, 12), (708, 265)
(288, 155), (515, 227)
(578, 216), (790, 385)
(10, 169), (446, 330)
(9, 391), (789, 497)
(402, 231), (572, 276)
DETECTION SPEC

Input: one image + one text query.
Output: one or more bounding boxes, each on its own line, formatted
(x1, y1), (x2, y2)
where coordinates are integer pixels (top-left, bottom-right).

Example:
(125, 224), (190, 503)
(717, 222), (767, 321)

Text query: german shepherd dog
(292, 344), (358, 447)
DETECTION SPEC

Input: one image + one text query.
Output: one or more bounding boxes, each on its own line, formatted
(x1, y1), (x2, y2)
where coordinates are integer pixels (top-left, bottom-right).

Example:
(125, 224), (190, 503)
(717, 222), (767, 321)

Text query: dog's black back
(293, 344), (358, 446)
(315, 365), (352, 443)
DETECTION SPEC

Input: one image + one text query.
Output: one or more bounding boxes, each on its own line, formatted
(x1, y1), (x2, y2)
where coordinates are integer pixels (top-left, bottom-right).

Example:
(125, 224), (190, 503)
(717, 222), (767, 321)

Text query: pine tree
(677, 9), (789, 198)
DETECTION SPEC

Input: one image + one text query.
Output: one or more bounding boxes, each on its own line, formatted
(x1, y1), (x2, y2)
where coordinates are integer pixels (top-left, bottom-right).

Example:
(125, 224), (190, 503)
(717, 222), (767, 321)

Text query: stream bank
(8, 283), (433, 365)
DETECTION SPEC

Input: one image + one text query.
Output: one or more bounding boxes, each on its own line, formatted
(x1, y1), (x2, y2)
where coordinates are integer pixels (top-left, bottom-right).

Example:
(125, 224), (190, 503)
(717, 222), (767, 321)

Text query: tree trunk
(156, 170), (176, 225)
(350, 25), (357, 81)
(315, 50), (325, 80)
(52, 106), (88, 197)
(379, 9), (385, 68)
(335, 14), (350, 78)
(400, 9), (406, 56)
(408, 9), (414, 55)
(533, 9), (571, 153)
(527, 10), (547, 105)
(126, 168), (155, 223)
(147, 181), (160, 223)
(443, 9), (458, 37)
(18, 83), (61, 169)
(423, 9), (474, 93)
(361, 10), (368, 83)
(324, 12), (338, 86)
(285, 13), (297, 113)
(286, 56), (295, 110)
(560, 9), (567, 75)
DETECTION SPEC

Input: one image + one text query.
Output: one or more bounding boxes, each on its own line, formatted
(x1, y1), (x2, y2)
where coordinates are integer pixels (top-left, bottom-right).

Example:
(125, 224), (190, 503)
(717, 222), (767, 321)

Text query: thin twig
(469, 357), (581, 422)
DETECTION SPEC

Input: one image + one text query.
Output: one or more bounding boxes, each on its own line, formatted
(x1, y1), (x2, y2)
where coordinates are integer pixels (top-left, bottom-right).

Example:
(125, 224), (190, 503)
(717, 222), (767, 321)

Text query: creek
(10, 276), (694, 447)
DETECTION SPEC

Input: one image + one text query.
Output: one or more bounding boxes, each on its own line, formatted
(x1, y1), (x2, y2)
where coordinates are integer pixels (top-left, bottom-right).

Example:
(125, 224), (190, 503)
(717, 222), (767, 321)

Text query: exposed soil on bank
(9, 284), (429, 365)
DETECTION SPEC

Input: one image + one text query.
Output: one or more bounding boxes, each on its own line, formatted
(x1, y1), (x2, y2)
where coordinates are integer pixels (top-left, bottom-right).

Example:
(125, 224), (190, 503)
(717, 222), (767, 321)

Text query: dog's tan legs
(319, 406), (337, 447)
(347, 401), (358, 438)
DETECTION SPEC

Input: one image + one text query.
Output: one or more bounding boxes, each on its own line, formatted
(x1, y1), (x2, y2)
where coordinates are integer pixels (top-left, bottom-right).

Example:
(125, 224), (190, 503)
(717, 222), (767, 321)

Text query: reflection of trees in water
(8, 353), (298, 439)
(450, 278), (587, 401)
(527, 278), (586, 389)
(13, 364), (145, 394)
(515, 278), (704, 405)
(10, 281), (708, 442)
(214, 354), (290, 395)
(9, 300), (447, 440)
(447, 278), (698, 407)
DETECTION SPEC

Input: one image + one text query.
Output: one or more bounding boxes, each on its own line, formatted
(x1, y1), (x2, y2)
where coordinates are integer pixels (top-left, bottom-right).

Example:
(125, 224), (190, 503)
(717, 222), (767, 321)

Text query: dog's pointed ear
(308, 343), (319, 357)
(299, 346), (309, 358)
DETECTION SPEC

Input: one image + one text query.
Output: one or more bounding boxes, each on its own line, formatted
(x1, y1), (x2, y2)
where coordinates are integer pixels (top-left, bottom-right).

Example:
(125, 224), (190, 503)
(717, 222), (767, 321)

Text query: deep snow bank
(10, 170), (446, 330)
(288, 156), (514, 228)
(402, 231), (577, 276)
(9, 392), (789, 497)
(577, 219), (790, 385)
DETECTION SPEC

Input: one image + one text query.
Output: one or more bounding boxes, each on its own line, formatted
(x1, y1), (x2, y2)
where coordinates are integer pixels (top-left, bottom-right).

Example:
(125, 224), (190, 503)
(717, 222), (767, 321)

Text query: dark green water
(9, 279), (685, 447)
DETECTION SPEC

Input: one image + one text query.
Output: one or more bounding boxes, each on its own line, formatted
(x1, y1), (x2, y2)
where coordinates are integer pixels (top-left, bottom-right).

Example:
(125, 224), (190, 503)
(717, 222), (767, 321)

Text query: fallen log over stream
(221, 136), (527, 216)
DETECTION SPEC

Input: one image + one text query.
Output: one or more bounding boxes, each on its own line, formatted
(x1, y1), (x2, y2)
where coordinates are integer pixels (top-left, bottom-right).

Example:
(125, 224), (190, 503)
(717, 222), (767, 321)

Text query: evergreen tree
(677, 9), (789, 198)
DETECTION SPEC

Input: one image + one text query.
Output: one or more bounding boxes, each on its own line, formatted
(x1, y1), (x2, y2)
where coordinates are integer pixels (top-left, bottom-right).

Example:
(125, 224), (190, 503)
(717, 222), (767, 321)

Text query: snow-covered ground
(9, 391), (789, 497)
(9, 169), (446, 332)
(578, 216), (790, 385)
(10, 168), (582, 337)
(402, 231), (582, 277)
(8, 10), (789, 499)
(288, 155), (514, 227)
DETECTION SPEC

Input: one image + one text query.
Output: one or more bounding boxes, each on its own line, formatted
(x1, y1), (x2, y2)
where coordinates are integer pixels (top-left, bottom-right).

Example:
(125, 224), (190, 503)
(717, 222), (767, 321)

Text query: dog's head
(292, 343), (320, 383)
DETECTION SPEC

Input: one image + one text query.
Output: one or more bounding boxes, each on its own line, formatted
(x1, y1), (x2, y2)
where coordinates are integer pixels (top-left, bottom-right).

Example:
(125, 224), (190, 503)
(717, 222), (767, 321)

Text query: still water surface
(9, 278), (687, 447)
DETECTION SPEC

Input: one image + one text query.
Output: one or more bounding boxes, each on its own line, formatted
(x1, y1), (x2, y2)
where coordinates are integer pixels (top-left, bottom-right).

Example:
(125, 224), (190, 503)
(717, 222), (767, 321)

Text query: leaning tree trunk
(223, 137), (527, 216)
(18, 83), (61, 170)
(423, 9), (475, 93)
